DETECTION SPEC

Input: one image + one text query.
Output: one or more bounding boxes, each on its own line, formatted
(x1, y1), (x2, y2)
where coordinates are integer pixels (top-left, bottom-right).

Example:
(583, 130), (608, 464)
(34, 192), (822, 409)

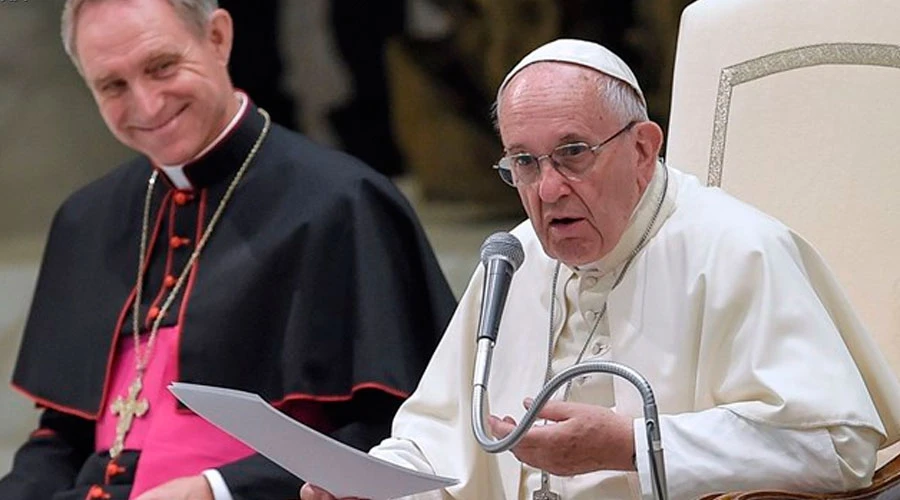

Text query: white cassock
(371, 163), (900, 499)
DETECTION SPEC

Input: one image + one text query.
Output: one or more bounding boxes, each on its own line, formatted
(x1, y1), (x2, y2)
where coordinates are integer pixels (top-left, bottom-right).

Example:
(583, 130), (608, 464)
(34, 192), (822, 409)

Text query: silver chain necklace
(534, 165), (668, 500)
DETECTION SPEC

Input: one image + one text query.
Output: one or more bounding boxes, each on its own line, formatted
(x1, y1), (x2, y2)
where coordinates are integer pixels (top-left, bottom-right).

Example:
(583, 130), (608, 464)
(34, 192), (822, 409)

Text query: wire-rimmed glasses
(493, 121), (638, 187)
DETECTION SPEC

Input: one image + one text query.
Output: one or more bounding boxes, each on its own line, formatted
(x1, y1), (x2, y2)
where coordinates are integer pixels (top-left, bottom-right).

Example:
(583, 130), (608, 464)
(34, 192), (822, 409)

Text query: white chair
(665, 0), (900, 497)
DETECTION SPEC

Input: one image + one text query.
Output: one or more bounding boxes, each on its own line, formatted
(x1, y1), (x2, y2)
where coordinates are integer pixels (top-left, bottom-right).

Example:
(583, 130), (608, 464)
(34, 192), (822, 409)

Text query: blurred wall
(0, 0), (133, 472)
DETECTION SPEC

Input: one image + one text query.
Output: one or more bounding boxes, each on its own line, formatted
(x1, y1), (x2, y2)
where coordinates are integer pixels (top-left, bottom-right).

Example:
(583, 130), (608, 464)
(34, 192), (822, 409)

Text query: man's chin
(549, 243), (603, 268)
(142, 145), (198, 167)
(148, 155), (191, 166)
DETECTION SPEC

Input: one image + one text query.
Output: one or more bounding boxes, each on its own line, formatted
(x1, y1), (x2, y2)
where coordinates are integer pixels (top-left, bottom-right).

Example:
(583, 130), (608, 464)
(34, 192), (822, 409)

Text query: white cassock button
(591, 342), (607, 355)
(584, 276), (599, 288)
(585, 310), (598, 321)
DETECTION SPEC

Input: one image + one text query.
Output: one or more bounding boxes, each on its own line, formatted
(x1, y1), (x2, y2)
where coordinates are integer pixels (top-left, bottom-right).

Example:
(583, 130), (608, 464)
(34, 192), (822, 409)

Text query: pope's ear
(632, 120), (664, 173)
(206, 8), (234, 67)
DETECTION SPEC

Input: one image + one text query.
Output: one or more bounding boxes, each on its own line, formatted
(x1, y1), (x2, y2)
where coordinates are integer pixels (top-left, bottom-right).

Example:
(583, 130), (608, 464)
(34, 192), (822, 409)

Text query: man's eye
(555, 144), (589, 157)
(151, 61), (176, 75)
(102, 80), (127, 94)
(512, 155), (537, 168)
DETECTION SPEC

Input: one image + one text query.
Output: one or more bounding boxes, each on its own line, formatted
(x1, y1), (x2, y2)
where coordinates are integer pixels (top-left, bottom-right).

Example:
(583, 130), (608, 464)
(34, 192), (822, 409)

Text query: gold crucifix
(109, 376), (149, 459)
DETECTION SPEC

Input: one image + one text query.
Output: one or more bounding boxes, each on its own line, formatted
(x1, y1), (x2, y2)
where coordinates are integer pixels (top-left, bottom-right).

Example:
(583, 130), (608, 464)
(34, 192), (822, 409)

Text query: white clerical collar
(158, 91), (249, 190)
(570, 160), (674, 276)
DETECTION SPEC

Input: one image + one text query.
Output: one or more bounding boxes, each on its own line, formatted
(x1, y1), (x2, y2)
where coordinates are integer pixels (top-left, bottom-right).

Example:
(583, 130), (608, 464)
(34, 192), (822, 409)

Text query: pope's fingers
(488, 414), (517, 438)
(534, 399), (583, 422)
(300, 483), (337, 500)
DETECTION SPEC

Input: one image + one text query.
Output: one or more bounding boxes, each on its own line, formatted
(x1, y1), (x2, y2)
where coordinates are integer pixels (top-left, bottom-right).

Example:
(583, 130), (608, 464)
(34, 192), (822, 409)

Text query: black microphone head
(480, 232), (525, 271)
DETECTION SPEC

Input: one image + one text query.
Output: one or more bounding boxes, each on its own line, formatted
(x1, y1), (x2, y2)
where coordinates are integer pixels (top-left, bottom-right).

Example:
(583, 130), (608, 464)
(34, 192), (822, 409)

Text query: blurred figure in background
(219, 0), (298, 130)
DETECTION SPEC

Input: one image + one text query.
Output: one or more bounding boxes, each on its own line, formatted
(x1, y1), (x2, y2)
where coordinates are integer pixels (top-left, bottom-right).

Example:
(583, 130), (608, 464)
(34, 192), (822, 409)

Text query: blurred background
(0, 0), (690, 471)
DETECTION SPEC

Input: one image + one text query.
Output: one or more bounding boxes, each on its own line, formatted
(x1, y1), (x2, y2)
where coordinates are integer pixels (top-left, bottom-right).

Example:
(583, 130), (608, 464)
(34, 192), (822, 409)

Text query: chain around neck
(131, 108), (272, 376)
(536, 164), (668, 492)
(543, 165), (669, 395)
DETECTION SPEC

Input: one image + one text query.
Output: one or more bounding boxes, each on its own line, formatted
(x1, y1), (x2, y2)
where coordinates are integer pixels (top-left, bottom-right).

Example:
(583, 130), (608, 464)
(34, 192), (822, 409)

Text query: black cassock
(1, 103), (457, 499)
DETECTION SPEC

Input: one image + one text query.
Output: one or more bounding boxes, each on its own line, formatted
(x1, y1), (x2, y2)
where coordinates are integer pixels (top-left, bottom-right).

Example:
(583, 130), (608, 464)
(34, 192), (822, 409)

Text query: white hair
(61, 0), (219, 72)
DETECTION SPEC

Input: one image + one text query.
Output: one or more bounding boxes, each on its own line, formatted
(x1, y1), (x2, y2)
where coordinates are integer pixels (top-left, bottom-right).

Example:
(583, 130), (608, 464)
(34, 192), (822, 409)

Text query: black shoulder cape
(12, 104), (457, 419)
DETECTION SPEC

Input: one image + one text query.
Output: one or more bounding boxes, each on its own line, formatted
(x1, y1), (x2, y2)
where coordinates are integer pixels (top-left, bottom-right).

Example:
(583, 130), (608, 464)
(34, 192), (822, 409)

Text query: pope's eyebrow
(504, 134), (590, 154)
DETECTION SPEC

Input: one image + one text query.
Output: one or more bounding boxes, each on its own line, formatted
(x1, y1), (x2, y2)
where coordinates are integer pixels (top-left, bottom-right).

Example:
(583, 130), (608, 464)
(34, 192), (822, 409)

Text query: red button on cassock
(88, 485), (111, 499)
(170, 236), (190, 248)
(173, 191), (193, 206)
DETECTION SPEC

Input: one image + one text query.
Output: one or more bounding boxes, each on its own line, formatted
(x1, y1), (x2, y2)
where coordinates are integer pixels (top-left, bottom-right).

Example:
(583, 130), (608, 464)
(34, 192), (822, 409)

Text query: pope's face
(74, 0), (236, 165)
(497, 63), (660, 266)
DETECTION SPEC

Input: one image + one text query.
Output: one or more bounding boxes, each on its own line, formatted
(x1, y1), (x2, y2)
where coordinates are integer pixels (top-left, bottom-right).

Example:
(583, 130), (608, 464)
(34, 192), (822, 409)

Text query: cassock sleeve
(633, 409), (882, 499)
(627, 220), (889, 498)
(0, 408), (95, 499)
(369, 268), (505, 500)
(217, 453), (301, 499)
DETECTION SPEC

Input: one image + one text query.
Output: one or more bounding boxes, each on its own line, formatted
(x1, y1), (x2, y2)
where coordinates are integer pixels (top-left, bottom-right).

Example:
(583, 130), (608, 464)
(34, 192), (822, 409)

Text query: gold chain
(107, 108), (271, 460)
(132, 107), (271, 377)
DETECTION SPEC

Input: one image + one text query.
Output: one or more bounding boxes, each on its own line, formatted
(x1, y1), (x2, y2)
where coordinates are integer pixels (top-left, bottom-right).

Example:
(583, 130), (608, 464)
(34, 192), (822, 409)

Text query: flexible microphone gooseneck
(469, 232), (668, 500)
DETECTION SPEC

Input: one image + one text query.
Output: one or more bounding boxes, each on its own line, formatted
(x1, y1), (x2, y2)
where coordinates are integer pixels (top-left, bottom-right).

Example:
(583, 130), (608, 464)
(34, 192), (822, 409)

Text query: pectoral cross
(533, 471), (560, 500)
(109, 377), (149, 459)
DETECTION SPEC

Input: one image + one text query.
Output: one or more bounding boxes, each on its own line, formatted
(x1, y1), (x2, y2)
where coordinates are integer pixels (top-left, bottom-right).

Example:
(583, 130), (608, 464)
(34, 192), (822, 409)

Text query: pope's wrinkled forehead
(497, 38), (646, 109)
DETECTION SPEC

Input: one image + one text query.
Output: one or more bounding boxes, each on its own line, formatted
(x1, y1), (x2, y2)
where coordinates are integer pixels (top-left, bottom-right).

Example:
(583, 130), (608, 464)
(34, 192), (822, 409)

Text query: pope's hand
(299, 483), (367, 500)
(133, 474), (213, 500)
(488, 398), (635, 476)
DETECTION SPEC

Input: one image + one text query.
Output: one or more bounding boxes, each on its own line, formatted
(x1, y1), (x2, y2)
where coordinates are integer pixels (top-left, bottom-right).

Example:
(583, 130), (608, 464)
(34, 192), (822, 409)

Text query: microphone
(468, 234), (668, 499)
(472, 232), (524, 391)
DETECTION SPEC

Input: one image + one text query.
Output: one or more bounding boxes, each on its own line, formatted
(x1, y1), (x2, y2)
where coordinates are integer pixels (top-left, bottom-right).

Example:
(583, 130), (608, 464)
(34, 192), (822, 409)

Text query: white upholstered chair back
(665, 0), (900, 392)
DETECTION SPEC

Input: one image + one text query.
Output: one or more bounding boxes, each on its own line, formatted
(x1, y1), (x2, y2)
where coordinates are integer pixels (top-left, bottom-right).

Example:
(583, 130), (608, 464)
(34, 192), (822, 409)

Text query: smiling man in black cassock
(0, 1), (457, 499)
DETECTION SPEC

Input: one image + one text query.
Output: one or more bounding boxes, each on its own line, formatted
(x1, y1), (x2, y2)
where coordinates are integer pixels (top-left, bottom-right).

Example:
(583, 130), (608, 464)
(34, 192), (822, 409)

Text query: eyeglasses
(493, 121), (639, 187)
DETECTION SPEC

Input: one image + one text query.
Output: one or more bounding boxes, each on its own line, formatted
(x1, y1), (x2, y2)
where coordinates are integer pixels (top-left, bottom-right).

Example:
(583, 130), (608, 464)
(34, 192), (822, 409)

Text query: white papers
(169, 382), (457, 499)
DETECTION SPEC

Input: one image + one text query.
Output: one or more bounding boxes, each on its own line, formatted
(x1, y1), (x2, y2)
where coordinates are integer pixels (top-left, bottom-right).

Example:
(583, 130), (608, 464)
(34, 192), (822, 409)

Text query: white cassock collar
(157, 91), (249, 191)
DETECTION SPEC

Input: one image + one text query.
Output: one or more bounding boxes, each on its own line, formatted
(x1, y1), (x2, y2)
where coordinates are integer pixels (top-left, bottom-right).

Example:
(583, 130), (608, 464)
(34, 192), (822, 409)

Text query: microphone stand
(472, 352), (668, 500)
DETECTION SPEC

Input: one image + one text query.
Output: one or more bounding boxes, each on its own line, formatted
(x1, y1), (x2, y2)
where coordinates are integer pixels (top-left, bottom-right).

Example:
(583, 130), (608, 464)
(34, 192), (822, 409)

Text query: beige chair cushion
(665, 0), (900, 379)
(665, 0), (900, 468)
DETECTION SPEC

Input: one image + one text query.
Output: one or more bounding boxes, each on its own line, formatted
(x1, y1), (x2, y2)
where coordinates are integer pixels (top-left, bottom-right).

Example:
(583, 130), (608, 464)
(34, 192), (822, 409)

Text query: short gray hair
(595, 72), (648, 124)
(61, 0), (219, 71)
(492, 70), (648, 133)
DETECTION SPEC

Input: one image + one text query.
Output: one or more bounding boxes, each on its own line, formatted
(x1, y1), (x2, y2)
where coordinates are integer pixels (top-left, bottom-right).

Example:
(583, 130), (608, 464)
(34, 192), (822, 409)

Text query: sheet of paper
(169, 382), (457, 500)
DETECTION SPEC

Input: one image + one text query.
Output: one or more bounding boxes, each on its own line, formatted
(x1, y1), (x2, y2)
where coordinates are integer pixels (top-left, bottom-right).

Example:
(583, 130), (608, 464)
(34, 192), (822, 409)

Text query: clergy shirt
(370, 164), (899, 499)
(125, 90), (243, 500)
(96, 325), (252, 499)
(157, 91), (248, 500)
(158, 91), (249, 191)
(522, 159), (677, 497)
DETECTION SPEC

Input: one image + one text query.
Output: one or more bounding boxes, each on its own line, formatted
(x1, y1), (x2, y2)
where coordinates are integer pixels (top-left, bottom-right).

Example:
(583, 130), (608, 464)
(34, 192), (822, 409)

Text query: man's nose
(130, 82), (164, 120)
(535, 156), (570, 202)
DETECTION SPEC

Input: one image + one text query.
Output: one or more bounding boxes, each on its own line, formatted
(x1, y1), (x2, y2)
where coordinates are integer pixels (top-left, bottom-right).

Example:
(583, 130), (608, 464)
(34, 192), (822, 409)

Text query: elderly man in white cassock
(301, 39), (900, 500)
